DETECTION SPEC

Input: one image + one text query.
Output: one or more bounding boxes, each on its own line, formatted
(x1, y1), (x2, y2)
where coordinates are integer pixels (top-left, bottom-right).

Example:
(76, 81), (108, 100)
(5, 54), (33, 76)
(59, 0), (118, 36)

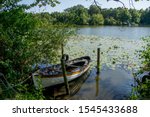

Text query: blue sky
(23, 0), (150, 13)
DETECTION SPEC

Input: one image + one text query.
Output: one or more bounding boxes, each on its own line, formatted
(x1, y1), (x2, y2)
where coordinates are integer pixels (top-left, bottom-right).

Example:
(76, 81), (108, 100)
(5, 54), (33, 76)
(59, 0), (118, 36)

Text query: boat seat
(67, 64), (79, 68)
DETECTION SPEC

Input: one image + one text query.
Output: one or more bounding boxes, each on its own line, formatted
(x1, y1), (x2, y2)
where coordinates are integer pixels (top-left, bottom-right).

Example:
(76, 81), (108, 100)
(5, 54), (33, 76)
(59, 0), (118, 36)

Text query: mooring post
(61, 43), (64, 57)
(97, 48), (100, 74)
(61, 59), (70, 95)
(95, 75), (100, 96)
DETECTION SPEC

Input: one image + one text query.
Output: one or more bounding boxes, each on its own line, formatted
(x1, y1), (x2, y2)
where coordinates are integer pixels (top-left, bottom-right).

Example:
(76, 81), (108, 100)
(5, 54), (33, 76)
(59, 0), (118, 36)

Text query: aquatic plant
(65, 35), (145, 70)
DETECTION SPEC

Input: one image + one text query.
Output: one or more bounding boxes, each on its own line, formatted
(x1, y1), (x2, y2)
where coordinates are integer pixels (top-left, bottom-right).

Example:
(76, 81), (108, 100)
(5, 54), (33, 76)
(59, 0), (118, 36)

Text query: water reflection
(95, 75), (100, 97)
(43, 71), (90, 100)
(43, 64), (134, 100)
(72, 64), (134, 100)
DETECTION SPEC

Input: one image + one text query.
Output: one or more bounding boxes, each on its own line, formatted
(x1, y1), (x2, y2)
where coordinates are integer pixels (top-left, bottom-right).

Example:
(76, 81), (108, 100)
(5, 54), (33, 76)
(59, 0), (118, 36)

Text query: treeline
(36, 5), (150, 26)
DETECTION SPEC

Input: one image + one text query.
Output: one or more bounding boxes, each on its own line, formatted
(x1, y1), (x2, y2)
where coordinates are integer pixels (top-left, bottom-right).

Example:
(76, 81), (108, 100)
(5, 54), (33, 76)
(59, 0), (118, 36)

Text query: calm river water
(77, 26), (150, 40)
(45, 26), (150, 100)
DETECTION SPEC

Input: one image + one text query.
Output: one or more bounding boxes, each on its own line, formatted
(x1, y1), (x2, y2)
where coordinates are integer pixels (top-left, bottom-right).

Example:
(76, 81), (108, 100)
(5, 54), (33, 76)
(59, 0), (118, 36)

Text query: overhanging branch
(108, 0), (126, 8)
(94, 0), (102, 11)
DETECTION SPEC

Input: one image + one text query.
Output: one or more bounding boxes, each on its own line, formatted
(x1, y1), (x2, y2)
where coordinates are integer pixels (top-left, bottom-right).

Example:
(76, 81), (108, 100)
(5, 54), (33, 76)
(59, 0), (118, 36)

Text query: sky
(23, 0), (150, 13)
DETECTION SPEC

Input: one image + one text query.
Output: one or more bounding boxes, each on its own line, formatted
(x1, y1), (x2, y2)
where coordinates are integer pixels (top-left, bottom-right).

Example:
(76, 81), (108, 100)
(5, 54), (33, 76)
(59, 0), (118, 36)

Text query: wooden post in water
(95, 75), (100, 96)
(61, 43), (64, 57)
(61, 59), (70, 95)
(97, 48), (100, 74)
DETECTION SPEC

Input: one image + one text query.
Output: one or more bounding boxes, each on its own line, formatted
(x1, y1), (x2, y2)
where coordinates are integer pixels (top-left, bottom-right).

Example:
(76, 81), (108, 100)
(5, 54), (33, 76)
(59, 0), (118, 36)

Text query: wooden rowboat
(32, 56), (91, 88)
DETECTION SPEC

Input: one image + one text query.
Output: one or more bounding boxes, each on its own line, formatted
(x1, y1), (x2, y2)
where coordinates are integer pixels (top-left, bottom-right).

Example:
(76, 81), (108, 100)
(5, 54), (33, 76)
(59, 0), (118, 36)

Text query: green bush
(0, 2), (74, 99)
(131, 37), (150, 100)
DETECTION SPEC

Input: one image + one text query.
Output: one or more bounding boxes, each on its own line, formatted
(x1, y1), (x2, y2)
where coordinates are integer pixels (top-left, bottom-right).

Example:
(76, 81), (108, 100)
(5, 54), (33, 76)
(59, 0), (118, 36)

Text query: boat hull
(32, 56), (91, 88)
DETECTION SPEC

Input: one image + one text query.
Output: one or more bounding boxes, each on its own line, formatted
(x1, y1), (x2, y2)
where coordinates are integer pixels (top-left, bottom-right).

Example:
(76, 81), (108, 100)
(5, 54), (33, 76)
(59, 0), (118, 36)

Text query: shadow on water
(43, 71), (90, 100)
(95, 75), (100, 97)
(43, 64), (134, 100)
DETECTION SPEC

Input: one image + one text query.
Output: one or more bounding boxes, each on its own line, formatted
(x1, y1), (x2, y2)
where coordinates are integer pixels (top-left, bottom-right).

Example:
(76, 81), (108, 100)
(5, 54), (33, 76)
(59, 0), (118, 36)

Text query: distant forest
(35, 5), (150, 26)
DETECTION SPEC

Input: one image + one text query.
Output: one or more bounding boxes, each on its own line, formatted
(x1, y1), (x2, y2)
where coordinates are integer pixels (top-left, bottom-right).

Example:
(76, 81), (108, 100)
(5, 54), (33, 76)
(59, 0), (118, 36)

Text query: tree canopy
(49, 4), (150, 26)
(0, 0), (74, 99)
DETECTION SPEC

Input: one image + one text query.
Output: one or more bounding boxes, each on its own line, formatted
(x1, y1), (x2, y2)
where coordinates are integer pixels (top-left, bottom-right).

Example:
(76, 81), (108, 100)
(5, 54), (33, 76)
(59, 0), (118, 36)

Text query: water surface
(44, 31), (146, 99)
(71, 65), (134, 100)
(44, 64), (134, 100)
(77, 26), (150, 40)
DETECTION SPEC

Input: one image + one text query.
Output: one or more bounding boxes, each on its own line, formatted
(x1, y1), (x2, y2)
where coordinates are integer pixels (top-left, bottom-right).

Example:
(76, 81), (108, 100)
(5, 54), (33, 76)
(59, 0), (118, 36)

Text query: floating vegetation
(113, 45), (119, 49)
(65, 35), (146, 71)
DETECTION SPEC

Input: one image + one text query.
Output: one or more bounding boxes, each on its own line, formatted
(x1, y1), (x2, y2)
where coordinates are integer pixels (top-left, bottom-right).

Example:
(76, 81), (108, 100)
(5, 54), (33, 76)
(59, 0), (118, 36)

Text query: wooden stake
(61, 59), (70, 95)
(61, 43), (64, 57)
(95, 75), (100, 96)
(97, 48), (100, 74)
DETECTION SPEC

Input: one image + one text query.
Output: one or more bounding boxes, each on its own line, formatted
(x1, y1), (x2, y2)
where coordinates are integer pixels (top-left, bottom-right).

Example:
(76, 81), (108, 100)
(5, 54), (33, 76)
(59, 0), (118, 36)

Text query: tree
(129, 9), (141, 25)
(117, 8), (132, 25)
(105, 17), (117, 25)
(0, 0), (73, 99)
(64, 5), (89, 25)
(88, 5), (101, 15)
(140, 7), (150, 25)
(101, 7), (132, 25)
(89, 14), (104, 25)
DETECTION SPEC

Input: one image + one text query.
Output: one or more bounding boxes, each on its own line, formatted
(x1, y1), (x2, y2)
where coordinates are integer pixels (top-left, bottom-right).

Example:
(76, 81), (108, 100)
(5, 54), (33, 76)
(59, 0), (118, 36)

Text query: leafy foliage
(105, 17), (117, 25)
(64, 5), (89, 25)
(140, 37), (150, 71)
(140, 7), (150, 25)
(50, 4), (150, 26)
(131, 37), (150, 100)
(131, 81), (150, 100)
(0, 0), (74, 99)
(89, 14), (104, 25)
(88, 5), (101, 15)
(129, 9), (141, 24)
